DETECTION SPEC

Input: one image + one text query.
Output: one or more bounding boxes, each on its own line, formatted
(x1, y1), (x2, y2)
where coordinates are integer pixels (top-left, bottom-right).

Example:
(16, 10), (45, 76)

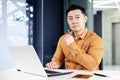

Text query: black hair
(66, 4), (86, 16)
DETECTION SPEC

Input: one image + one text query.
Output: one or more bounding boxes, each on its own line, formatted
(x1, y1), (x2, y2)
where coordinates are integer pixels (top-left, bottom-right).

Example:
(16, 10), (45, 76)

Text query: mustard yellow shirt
(52, 28), (104, 71)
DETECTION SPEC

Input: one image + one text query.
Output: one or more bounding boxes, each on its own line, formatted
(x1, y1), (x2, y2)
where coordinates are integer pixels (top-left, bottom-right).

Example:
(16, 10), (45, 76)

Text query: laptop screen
(8, 45), (47, 77)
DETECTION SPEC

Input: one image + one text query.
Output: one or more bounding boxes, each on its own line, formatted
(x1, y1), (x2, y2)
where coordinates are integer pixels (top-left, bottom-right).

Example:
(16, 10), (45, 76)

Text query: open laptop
(8, 45), (73, 77)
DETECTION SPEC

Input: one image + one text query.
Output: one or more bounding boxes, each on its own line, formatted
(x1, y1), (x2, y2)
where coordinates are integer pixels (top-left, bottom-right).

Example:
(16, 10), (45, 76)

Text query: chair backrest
(99, 58), (103, 70)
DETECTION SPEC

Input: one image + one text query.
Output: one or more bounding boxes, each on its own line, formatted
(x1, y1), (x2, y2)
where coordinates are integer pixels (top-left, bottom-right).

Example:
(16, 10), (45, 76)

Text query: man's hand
(46, 61), (59, 69)
(64, 34), (74, 45)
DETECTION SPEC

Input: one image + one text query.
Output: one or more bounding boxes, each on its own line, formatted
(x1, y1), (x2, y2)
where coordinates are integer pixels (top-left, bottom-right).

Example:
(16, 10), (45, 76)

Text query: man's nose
(72, 18), (77, 22)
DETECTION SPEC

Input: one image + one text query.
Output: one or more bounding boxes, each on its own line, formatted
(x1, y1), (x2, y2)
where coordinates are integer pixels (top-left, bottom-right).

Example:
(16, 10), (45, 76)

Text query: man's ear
(84, 16), (88, 23)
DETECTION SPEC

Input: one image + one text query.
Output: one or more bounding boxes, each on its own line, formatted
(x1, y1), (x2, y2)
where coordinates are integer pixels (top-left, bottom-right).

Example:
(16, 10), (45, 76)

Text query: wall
(43, 0), (64, 66)
(33, 0), (64, 66)
(0, 38), (16, 71)
(102, 9), (120, 65)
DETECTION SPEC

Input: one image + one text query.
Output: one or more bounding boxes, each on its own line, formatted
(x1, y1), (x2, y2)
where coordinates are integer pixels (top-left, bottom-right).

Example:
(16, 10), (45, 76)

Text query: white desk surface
(0, 68), (120, 80)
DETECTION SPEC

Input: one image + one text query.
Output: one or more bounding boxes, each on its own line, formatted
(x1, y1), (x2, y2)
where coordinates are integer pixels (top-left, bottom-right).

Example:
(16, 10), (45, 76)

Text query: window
(0, 0), (33, 45)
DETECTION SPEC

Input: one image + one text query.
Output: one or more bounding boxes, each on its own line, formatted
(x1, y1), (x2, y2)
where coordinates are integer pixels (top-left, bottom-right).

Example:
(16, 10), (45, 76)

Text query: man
(46, 4), (104, 71)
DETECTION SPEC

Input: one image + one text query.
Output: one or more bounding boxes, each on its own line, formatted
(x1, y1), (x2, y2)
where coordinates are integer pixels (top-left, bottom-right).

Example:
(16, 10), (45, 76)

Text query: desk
(0, 68), (120, 80)
(0, 68), (47, 80)
(48, 69), (120, 80)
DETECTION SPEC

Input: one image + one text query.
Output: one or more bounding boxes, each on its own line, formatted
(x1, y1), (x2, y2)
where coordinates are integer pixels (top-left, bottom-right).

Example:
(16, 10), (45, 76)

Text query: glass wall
(0, 0), (33, 71)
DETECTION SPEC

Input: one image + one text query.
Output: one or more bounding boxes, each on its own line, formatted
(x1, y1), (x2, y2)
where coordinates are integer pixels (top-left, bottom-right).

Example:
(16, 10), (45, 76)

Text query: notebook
(8, 45), (73, 77)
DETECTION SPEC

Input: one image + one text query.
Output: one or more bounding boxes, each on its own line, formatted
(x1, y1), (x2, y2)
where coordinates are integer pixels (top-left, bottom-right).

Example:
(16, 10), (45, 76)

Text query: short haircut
(66, 4), (86, 16)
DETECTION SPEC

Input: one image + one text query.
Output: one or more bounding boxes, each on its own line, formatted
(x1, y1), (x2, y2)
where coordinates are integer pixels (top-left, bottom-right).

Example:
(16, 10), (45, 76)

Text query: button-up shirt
(52, 27), (104, 71)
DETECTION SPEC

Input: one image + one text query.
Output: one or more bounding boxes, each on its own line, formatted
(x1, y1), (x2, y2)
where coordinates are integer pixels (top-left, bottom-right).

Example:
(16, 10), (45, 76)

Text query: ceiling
(93, 0), (120, 13)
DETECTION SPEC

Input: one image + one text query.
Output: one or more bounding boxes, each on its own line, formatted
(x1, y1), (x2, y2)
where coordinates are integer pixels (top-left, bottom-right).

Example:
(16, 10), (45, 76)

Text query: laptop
(8, 45), (73, 77)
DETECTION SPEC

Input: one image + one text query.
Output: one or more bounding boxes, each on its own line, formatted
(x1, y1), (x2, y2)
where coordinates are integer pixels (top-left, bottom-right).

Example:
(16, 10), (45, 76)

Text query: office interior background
(0, 0), (120, 71)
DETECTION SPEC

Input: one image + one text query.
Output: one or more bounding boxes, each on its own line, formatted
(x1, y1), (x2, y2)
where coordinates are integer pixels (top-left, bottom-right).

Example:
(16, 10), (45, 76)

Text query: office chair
(99, 58), (103, 70)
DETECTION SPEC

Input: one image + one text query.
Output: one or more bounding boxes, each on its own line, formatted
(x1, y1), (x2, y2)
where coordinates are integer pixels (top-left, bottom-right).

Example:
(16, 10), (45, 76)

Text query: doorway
(112, 22), (120, 65)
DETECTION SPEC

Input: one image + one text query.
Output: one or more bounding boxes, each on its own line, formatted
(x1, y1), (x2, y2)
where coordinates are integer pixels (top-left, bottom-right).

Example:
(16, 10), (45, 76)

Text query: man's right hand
(46, 61), (59, 69)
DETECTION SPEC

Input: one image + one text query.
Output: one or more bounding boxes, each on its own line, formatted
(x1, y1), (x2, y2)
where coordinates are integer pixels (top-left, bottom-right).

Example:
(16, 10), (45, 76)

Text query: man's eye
(76, 16), (80, 19)
(69, 18), (73, 20)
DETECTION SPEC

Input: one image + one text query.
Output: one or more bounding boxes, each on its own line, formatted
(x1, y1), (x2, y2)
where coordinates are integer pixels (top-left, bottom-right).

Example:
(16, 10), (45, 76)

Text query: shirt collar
(80, 27), (88, 39)
(72, 27), (88, 39)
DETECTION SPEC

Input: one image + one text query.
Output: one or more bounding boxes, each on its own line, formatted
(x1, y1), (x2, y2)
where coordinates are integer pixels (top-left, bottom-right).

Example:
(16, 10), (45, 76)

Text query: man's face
(67, 9), (87, 32)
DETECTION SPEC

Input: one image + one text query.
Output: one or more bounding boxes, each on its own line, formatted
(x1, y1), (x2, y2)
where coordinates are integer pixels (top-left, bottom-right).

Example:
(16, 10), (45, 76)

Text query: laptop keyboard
(45, 69), (61, 74)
